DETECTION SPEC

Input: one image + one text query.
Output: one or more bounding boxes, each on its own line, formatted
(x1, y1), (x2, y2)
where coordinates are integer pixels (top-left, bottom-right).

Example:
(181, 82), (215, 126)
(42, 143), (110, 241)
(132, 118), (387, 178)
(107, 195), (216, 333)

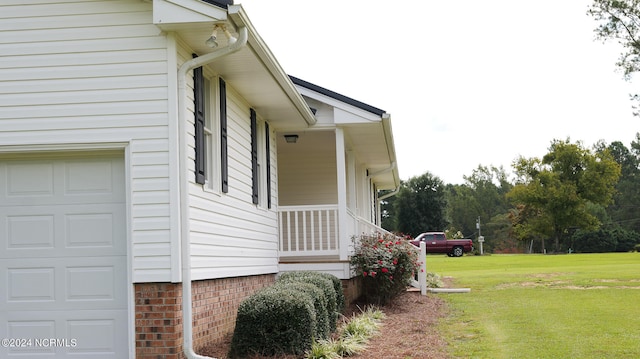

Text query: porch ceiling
(343, 119), (399, 190)
(154, 2), (316, 129)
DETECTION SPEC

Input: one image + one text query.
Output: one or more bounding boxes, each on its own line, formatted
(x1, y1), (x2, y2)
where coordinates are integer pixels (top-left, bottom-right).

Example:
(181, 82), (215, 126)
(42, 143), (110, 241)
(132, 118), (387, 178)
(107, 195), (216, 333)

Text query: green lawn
(426, 253), (640, 359)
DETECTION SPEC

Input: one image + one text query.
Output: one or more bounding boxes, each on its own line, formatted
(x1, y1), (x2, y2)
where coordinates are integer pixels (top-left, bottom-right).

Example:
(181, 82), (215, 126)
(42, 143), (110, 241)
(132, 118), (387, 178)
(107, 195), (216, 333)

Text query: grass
(427, 253), (640, 359)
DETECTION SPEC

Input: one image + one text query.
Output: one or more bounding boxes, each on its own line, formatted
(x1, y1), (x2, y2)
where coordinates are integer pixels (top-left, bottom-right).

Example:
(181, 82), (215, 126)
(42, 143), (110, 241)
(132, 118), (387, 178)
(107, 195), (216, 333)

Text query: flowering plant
(350, 233), (419, 305)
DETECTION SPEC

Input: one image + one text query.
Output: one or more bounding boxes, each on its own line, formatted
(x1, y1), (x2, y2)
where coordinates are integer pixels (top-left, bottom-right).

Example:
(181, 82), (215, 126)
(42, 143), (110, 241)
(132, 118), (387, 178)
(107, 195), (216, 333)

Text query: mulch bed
(200, 289), (450, 359)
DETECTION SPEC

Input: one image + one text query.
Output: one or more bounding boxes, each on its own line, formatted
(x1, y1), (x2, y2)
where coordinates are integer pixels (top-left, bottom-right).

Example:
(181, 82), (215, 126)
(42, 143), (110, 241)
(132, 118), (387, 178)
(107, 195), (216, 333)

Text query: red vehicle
(410, 232), (473, 257)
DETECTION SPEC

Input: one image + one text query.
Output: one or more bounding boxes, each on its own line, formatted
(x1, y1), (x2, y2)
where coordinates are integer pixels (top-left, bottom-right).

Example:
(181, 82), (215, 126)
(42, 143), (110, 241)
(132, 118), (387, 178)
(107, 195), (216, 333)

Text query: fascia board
(382, 114), (401, 187)
(153, 0), (227, 25)
(297, 86), (380, 124)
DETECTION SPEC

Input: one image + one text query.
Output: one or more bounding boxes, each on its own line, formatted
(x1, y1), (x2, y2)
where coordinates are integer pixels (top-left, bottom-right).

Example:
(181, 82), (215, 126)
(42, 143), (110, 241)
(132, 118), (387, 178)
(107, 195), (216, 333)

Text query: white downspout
(177, 25), (248, 359)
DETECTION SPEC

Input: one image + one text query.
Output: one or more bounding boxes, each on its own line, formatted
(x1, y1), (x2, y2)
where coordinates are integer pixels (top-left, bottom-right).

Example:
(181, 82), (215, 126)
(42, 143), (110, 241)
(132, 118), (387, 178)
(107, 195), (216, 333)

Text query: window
(193, 64), (225, 192)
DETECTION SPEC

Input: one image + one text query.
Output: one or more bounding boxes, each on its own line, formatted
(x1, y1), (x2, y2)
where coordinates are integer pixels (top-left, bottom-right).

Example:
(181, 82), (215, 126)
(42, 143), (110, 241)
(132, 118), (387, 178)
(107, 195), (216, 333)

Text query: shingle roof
(289, 76), (386, 117)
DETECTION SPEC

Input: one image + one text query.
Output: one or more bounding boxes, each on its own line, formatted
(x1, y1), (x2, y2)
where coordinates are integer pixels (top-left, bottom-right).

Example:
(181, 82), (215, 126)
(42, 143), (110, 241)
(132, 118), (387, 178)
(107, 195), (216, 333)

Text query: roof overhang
(344, 114), (400, 190)
(292, 80), (400, 190)
(153, 0), (316, 128)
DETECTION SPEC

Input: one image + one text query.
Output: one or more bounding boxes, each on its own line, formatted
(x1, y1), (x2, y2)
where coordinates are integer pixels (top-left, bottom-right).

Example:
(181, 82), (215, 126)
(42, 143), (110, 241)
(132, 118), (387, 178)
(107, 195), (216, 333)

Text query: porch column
(335, 128), (349, 261)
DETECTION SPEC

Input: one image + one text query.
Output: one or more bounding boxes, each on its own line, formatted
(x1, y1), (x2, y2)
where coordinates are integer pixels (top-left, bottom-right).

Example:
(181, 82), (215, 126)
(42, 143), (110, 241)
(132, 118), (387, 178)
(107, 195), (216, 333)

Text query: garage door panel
(5, 214), (55, 249)
(6, 267), (56, 302)
(5, 162), (55, 197)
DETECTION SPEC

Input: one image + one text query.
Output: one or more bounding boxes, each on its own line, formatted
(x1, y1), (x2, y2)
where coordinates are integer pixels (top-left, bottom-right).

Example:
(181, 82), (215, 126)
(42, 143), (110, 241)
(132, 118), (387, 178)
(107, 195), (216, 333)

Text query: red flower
(363, 271), (368, 277)
(381, 268), (389, 273)
(378, 260), (383, 265)
(370, 271), (377, 277)
(393, 259), (398, 265)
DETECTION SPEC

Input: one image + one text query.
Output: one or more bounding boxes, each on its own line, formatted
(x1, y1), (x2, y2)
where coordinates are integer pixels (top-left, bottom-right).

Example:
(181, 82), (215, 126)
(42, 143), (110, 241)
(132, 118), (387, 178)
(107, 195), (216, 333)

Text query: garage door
(0, 153), (128, 358)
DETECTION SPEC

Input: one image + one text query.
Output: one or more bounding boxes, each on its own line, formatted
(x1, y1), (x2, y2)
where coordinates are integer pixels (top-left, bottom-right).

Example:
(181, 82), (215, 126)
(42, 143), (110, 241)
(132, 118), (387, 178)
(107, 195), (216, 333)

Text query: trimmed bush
(276, 281), (330, 340)
(278, 270), (344, 310)
(229, 286), (316, 358)
(278, 271), (339, 331)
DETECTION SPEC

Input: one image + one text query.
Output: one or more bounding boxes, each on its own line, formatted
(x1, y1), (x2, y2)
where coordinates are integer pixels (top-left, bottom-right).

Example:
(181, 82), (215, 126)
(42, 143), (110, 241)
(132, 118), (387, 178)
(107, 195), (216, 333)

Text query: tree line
(381, 136), (640, 254)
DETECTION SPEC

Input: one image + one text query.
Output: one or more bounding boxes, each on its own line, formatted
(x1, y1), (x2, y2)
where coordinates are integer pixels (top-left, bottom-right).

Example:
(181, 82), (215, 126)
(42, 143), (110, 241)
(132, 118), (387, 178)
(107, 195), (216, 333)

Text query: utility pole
(476, 216), (484, 255)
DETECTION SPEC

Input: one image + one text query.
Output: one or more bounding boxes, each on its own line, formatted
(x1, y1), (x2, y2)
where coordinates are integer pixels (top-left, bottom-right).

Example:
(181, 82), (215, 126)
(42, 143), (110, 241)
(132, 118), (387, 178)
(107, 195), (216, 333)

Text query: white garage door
(0, 152), (128, 358)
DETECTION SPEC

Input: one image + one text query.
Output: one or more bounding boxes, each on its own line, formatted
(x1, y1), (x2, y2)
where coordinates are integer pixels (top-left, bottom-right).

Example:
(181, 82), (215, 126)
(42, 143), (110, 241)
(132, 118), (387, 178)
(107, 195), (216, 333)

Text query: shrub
(572, 226), (639, 253)
(229, 286), (316, 358)
(278, 271), (339, 331)
(426, 272), (444, 288)
(350, 233), (419, 305)
(278, 271), (344, 310)
(275, 281), (330, 340)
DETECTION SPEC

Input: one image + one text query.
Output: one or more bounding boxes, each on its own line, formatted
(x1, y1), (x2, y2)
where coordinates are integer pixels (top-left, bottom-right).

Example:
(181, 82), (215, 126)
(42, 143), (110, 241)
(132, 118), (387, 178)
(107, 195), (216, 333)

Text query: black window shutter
(250, 108), (259, 204)
(265, 122), (271, 209)
(219, 77), (228, 193)
(193, 64), (206, 185)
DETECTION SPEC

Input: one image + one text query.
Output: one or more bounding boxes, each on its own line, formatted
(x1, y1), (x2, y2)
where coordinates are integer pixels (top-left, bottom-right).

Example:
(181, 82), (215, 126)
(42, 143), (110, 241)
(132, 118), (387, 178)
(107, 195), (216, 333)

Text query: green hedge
(228, 271), (345, 358)
(229, 285), (316, 358)
(277, 281), (330, 340)
(277, 271), (340, 331)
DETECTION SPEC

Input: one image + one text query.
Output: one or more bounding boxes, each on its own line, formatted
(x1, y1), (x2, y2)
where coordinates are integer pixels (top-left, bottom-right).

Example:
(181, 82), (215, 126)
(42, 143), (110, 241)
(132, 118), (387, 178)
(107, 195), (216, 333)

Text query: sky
(237, 0), (639, 185)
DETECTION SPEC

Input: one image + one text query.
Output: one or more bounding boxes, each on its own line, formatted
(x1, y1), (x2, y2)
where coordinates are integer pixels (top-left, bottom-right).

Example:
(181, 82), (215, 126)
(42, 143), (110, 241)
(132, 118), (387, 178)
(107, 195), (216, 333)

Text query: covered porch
(276, 125), (398, 279)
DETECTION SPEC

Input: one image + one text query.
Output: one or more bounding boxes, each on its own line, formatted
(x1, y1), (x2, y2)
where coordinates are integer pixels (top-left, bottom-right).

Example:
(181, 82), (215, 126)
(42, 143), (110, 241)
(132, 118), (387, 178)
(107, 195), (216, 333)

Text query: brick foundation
(341, 276), (363, 305)
(135, 274), (275, 359)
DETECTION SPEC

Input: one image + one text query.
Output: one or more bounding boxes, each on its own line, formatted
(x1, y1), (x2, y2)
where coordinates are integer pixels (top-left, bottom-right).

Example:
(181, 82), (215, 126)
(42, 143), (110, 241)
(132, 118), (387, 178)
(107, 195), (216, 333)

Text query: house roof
(200, 0), (234, 8)
(289, 76), (386, 117)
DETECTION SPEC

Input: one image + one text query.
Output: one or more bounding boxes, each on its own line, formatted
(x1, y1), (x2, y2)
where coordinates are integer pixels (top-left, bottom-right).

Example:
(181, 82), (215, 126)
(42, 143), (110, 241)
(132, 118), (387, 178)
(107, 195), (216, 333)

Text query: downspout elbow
(179, 25), (248, 359)
(378, 186), (400, 201)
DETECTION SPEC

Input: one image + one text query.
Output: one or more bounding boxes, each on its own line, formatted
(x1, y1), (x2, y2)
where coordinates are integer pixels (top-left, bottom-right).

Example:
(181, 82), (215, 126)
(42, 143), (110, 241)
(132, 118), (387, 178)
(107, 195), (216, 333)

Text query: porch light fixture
(284, 134), (299, 143)
(205, 27), (218, 48)
(206, 24), (237, 48)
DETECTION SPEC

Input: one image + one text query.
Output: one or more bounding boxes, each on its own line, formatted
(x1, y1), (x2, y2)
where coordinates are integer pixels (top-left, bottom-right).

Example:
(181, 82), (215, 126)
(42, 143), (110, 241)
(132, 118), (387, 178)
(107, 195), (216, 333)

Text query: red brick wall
(135, 283), (183, 359)
(134, 274), (275, 359)
(341, 276), (363, 305)
(190, 275), (275, 350)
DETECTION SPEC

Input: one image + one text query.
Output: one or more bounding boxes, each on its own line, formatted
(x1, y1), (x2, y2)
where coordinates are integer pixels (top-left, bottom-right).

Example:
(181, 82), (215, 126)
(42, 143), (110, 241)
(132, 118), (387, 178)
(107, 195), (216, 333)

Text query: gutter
(177, 23), (248, 359)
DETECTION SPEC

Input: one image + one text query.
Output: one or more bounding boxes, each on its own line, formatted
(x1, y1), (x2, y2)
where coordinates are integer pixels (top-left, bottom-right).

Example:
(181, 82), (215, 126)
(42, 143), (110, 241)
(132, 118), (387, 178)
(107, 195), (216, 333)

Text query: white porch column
(335, 128), (350, 261)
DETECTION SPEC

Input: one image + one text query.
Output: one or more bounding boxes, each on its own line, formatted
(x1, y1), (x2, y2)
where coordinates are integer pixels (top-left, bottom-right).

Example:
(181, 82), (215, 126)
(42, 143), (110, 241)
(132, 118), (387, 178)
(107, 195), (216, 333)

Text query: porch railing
(348, 209), (393, 238)
(278, 205), (340, 257)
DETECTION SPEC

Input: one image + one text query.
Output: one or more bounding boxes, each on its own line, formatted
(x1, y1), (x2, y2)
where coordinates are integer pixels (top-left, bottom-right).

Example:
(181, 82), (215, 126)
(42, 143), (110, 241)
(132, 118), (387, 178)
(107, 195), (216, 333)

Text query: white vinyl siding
(0, 0), (173, 282)
(187, 85), (280, 280)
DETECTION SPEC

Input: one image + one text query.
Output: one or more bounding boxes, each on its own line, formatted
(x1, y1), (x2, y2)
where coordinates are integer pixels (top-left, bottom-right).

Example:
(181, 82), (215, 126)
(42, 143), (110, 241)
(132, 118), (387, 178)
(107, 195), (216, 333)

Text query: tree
(507, 139), (621, 252)
(596, 135), (640, 233)
(588, 0), (640, 115)
(393, 172), (448, 237)
(446, 165), (514, 252)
